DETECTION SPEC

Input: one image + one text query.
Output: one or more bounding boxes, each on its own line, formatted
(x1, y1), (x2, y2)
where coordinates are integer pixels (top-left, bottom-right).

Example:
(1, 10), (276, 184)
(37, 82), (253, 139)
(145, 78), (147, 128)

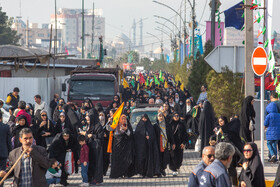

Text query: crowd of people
(0, 70), (280, 187)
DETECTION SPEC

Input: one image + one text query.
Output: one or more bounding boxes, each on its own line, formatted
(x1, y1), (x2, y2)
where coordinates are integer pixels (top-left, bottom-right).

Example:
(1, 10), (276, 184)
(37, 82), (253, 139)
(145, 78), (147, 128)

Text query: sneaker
(79, 182), (89, 186)
(172, 171), (178, 176)
(271, 155), (276, 163)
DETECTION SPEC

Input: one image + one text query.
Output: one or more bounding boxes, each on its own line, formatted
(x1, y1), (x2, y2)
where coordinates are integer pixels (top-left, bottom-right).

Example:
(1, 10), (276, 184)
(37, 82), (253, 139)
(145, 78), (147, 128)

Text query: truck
(62, 66), (123, 108)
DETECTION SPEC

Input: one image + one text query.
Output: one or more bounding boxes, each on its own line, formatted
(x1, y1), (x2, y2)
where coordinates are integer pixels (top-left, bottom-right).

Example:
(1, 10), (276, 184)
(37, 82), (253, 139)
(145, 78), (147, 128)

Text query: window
(38, 33), (44, 37)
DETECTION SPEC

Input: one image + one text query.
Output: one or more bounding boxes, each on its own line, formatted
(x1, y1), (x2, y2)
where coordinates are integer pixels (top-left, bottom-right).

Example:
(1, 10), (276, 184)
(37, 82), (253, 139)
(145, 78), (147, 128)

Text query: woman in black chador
(198, 101), (215, 156)
(169, 112), (187, 176)
(108, 114), (134, 178)
(84, 109), (104, 185)
(134, 114), (160, 178)
(240, 96), (256, 142)
(154, 112), (175, 176)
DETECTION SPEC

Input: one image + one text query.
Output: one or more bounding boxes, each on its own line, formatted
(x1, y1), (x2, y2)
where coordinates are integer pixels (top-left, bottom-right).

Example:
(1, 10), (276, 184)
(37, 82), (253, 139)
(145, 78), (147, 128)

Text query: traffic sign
(251, 46), (268, 76)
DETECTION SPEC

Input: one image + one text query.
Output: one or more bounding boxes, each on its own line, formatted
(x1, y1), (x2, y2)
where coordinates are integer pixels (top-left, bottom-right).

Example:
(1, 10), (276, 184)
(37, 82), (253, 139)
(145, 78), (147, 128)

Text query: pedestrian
(215, 117), (244, 186)
(82, 110), (104, 185)
(196, 85), (207, 104)
(50, 94), (59, 119)
(77, 135), (89, 186)
(16, 101), (32, 126)
(45, 159), (62, 186)
(134, 114), (160, 178)
(107, 114), (134, 178)
(198, 101), (215, 156)
(35, 110), (55, 149)
(169, 112), (187, 176)
(240, 96), (256, 142)
(54, 112), (75, 136)
(11, 115), (29, 149)
(154, 112), (175, 176)
(6, 87), (20, 108)
(239, 142), (265, 187)
(0, 128), (52, 187)
(49, 128), (79, 186)
(0, 112), (12, 187)
(34, 95), (48, 113)
(189, 146), (215, 187)
(199, 142), (235, 187)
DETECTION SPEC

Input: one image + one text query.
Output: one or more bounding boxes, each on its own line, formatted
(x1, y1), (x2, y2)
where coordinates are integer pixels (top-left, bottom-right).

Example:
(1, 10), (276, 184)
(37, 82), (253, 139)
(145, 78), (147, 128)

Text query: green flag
(159, 70), (164, 82)
(276, 83), (280, 93)
(154, 75), (160, 86)
(146, 77), (149, 86)
(131, 79), (135, 88)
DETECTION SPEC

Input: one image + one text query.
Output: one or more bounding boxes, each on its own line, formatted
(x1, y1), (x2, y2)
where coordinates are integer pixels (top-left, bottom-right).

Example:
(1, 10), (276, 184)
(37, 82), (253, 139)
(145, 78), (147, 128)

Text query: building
(12, 20), (62, 52)
(50, 8), (105, 58)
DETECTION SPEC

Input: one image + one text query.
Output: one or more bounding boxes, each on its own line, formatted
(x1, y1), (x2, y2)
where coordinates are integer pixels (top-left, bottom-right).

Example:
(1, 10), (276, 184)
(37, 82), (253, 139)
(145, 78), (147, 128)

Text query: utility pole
(183, 0), (186, 62)
(192, 0), (195, 64)
(81, 0), (85, 59)
(211, 0), (215, 47)
(26, 19), (29, 47)
(91, 2), (95, 57)
(244, 0), (255, 96)
(54, 0), (57, 55)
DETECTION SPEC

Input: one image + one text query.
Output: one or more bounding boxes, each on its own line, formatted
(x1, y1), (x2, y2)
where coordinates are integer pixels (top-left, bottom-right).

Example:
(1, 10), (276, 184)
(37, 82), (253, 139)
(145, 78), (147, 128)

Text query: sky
(1, 0), (280, 52)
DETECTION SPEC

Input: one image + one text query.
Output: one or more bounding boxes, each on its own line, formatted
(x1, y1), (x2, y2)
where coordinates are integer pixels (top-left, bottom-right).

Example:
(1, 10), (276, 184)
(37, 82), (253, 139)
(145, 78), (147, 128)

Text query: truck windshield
(69, 80), (115, 97)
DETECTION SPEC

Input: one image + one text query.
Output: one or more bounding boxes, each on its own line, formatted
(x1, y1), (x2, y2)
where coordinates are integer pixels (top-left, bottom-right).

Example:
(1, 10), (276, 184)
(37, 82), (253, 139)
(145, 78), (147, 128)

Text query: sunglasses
(41, 114), (47, 117)
(206, 154), (215, 159)
(243, 149), (253, 153)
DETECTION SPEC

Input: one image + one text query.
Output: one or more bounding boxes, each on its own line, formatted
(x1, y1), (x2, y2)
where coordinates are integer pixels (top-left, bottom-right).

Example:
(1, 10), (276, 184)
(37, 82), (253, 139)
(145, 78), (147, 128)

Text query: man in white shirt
(34, 94), (48, 113)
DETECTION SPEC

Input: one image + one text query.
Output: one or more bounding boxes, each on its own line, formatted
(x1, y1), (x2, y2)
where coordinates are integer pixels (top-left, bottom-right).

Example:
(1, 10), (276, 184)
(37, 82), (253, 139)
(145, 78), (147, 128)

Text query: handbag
(249, 119), (255, 131)
(64, 151), (74, 175)
(195, 136), (201, 152)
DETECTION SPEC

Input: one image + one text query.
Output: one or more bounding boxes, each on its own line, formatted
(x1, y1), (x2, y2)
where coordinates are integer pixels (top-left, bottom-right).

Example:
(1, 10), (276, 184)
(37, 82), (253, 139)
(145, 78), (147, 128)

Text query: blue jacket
(0, 122), (12, 159)
(189, 160), (207, 187)
(264, 102), (280, 140)
(199, 159), (231, 187)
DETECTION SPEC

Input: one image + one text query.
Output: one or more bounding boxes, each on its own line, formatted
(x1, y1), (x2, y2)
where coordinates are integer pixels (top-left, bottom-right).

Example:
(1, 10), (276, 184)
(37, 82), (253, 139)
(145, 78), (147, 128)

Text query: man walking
(189, 146), (215, 186)
(0, 128), (52, 187)
(199, 142), (235, 187)
(196, 85), (207, 105)
(0, 112), (12, 187)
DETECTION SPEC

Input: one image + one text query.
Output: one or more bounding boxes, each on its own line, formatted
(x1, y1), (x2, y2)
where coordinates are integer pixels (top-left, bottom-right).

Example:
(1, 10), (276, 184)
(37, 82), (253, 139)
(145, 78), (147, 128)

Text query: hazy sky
(1, 0), (280, 51)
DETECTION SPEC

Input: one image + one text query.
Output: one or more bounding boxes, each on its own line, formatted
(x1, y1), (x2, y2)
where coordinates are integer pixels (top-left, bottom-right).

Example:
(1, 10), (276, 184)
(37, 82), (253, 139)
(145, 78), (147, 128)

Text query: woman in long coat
(154, 112), (175, 176)
(169, 112), (187, 176)
(108, 114), (134, 178)
(134, 114), (160, 178)
(198, 101), (215, 156)
(240, 96), (256, 142)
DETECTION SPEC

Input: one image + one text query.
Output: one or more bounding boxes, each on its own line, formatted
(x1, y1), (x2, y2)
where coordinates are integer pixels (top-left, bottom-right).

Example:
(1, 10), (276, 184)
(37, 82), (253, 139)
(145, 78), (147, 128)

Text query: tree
(0, 7), (20, 45)
(206, 67), (244, 119)
(187, 40), (214, 101)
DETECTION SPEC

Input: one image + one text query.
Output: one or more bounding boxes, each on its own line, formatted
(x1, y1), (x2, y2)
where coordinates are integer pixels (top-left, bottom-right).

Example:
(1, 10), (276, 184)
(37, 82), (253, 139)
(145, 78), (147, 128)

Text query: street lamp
(81, 0), (85, 58)
(146, 32), (163, 60)
(153, 0), (187, 60)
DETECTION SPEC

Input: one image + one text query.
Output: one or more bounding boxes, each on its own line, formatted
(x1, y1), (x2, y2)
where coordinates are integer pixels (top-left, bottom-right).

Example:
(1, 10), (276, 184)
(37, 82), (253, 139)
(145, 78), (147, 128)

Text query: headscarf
(241, 96), (256, 124)
(119, 114), (127, 126)
(241, 142), (265, 187)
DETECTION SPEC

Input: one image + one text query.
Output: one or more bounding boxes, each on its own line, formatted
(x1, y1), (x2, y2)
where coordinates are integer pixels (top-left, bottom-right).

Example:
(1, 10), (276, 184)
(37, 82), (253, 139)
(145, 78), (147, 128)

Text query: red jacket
(16, 110), (31, 125)
(79, 144), (89, 163)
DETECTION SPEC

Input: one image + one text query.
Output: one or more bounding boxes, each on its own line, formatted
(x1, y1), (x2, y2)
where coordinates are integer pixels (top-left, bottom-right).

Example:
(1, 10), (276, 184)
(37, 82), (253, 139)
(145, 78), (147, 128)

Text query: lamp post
(147, 32), (163, 60)
(81, 0), (85, 59)
(153, 0), (186, 60)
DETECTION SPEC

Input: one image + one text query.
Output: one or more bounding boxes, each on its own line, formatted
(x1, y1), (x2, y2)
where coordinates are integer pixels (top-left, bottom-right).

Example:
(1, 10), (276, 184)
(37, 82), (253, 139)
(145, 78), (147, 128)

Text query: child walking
(78, 135), (89, 186)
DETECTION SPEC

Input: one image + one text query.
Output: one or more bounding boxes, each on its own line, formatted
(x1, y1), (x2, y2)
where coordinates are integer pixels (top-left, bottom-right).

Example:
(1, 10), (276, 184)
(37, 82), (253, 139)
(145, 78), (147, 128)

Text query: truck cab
(64, 66), (123, 108)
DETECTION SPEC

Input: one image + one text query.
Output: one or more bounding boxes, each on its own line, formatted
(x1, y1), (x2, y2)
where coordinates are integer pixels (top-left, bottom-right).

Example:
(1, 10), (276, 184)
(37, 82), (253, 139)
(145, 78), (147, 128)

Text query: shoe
(172, 171), (178, 177)
(79, 182), (89, 186)
(161, 170), (166, 177)
(271, 155), (276, 163)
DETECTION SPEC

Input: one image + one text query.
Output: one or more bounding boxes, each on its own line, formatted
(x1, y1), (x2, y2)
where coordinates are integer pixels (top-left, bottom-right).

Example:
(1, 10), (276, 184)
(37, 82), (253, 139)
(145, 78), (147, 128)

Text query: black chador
(134, 114), (160, 177)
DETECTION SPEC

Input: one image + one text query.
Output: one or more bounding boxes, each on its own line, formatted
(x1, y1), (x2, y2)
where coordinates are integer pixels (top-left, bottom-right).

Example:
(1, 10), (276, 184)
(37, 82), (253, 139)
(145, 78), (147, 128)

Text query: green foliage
(187, 40), (214, 101)
(0, 7), (20, 45)
(206, 67), (244, 119)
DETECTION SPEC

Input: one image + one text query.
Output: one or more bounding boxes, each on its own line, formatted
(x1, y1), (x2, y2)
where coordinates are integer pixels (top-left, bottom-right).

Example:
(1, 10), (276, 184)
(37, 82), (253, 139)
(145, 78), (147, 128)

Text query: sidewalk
(3, 140), (278, 186)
